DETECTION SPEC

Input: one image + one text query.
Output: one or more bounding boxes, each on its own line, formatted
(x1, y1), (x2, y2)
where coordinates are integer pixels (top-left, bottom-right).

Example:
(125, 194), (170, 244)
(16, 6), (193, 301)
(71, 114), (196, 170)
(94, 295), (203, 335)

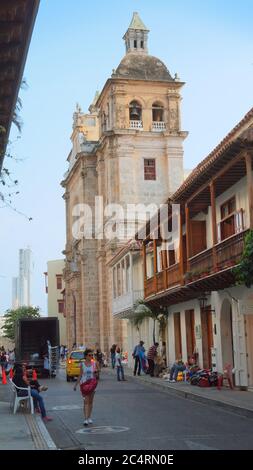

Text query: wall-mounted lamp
(198, 292), (215, 314)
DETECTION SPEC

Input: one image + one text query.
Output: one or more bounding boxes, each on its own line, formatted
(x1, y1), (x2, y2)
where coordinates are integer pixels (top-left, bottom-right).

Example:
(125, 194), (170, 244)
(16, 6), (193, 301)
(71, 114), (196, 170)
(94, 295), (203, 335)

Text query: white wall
(167, 299), (203, 367)
(215, 175), (249, 227)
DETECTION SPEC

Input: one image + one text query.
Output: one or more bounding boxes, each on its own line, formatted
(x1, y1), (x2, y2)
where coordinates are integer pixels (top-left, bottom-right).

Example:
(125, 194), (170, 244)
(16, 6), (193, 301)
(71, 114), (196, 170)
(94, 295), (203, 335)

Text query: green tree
(234, 230), (253, 288)
(1, 306), (40, 341)
(132, 299), (167, 344)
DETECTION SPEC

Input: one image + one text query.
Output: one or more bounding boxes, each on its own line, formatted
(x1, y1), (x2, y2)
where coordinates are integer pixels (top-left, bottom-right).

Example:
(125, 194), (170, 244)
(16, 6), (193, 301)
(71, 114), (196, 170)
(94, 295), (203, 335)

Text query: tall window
(144, 158), (156, 180)
(117, 264), (121, 296)
(152, 102), (164, 122)
(113, 267), (117, 298)
(56, 275), (62, 290)
(126, 255), (130, 292)
(57, 300), (64, 314)
(219, 196), (236, 240)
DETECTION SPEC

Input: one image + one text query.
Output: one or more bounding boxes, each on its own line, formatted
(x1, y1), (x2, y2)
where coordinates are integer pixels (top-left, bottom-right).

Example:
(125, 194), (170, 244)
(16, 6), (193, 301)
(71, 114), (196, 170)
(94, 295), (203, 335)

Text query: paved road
(42, 368), (253, 450)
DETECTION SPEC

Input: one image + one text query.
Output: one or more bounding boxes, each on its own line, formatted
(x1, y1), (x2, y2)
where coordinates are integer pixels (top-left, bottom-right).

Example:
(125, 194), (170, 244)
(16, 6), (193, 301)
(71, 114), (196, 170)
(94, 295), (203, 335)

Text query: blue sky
(0, 0), (252, 313)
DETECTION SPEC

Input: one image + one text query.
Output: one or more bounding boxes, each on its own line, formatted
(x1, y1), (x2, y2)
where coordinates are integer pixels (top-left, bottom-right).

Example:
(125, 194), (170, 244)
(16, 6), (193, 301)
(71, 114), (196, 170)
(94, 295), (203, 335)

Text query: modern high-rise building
(12, 248), (32, 308)
(12, 277), (19, 309)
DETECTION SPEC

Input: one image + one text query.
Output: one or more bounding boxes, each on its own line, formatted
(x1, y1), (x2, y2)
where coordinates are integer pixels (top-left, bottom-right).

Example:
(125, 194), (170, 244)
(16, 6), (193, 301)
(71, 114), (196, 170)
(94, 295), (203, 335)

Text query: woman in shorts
(73, 349), (98, 426)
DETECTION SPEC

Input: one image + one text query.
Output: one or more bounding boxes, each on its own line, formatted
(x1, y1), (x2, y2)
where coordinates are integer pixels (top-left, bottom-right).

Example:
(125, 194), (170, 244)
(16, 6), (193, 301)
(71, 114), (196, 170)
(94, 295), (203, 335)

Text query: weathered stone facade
(62, 13), (187, 353)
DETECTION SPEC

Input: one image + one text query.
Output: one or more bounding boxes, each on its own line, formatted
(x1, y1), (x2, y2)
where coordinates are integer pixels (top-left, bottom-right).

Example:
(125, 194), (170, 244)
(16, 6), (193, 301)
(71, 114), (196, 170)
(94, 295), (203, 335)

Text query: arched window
(152, 102), (164, 122)
(129, 100), (142, 121)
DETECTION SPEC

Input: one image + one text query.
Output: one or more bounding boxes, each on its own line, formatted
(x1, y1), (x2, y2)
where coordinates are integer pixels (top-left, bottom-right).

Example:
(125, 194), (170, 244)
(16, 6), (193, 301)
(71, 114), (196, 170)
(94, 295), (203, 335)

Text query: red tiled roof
(173, 106), (253, 201)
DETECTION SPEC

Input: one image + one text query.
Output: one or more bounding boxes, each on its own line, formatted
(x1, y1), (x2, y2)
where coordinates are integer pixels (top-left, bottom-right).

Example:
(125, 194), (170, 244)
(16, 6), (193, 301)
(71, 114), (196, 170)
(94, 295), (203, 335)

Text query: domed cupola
(114, 12), (173, 82)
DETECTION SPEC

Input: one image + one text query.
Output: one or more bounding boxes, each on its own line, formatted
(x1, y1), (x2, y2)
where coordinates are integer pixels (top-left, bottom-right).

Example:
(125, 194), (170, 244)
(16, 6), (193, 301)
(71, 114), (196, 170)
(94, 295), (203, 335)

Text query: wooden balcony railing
(189, 248), (213, 277)
(187, 230), (247, 282)
(144, 230), (248, 299)
(215, 230), (246, 269)
(166, 263), (181, 288)
(144, 263), (181, 298)
(145, 277), (155, 297)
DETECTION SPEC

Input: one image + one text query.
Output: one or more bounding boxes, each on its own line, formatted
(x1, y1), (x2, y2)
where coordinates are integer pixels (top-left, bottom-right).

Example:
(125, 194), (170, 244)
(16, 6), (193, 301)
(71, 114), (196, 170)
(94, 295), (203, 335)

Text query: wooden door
(174, 312), (182, 359)
(245, 315), (253, 387)
(201, 307), (213, 368)
(185, 309), (195, 358)
(190, 220), (207, 257)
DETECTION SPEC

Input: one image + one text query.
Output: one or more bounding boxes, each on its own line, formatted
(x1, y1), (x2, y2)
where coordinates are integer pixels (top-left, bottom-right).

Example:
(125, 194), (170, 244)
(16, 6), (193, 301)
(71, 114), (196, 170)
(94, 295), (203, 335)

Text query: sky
(0, 0), (253, 314)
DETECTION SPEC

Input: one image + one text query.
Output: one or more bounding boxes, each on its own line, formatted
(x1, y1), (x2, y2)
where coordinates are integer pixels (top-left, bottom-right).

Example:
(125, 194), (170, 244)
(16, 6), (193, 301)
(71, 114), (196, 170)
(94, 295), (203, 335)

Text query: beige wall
(47, 259), (66, 345)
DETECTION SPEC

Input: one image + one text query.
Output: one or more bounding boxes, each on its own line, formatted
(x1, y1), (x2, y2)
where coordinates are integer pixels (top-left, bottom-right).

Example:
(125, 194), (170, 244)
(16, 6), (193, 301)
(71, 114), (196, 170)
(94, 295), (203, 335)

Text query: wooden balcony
(185, 230), (248, 291)
(144, 230), (248, 302)
(216, 230), (245, 269)
(144, 263), (181, 298)
(189, 248), (213, 277)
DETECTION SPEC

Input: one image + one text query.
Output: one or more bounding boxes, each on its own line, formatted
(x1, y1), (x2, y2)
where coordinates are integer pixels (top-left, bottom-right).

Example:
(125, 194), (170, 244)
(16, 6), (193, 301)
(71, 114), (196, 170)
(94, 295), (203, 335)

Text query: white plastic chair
(9, 379), (34, 414)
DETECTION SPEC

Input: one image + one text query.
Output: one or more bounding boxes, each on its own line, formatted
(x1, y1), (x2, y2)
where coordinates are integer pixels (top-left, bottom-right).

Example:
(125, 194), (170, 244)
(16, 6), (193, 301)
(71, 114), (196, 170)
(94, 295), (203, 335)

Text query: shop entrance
(245, 315), (253, 388)
(220, 299), (234, 369)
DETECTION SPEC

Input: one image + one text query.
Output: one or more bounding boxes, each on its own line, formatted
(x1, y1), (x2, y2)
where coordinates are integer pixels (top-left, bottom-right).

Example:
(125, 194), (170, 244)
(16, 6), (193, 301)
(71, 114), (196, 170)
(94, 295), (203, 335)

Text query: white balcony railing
(129, 120), (143, 129)
(112, 289), (144, 316)
(152, 121), (166, 131)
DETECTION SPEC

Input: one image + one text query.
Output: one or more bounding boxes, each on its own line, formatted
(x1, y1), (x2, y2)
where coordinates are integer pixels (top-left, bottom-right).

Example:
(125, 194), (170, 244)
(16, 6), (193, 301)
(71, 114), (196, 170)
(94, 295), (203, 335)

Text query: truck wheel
(66, 375), (71, 382)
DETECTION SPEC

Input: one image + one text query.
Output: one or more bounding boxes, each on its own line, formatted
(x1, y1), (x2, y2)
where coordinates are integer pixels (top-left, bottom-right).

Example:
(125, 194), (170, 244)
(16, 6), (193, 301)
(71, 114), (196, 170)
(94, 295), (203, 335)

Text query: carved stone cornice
(63, 191), (70, 201)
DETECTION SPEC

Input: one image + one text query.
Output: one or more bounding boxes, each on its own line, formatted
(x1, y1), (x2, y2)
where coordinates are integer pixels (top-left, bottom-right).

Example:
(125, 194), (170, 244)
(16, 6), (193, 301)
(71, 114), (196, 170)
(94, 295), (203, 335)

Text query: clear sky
(0, 0), (252, 314)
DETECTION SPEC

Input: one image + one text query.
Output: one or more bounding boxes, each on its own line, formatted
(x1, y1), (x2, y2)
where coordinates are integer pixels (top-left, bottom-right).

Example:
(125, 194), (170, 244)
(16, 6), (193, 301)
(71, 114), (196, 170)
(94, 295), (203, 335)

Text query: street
(41, 368), (253, 450)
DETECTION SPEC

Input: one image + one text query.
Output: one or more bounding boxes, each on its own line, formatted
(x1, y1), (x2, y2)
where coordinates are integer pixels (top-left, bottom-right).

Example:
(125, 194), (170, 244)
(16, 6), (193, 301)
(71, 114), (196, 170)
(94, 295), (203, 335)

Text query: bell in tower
(123, 12), (149, 54)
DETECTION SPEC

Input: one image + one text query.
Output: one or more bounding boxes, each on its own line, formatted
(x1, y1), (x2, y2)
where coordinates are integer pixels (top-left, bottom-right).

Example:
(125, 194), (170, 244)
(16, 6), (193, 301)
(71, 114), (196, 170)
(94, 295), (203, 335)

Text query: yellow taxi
(66, 350), (85, 381)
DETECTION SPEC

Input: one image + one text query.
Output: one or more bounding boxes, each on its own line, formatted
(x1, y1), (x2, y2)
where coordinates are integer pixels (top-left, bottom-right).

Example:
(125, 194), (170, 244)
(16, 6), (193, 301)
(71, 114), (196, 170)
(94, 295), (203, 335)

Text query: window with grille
(56, 275), (62, 290)
(58, 300), (64, 314)
(144, 159), (156, 180)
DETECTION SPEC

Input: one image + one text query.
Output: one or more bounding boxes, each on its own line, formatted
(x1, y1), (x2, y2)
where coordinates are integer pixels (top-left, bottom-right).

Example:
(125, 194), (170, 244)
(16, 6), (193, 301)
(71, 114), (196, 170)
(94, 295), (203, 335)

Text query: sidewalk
(107, 366), (253, 419)
(0, 382), (57, 450)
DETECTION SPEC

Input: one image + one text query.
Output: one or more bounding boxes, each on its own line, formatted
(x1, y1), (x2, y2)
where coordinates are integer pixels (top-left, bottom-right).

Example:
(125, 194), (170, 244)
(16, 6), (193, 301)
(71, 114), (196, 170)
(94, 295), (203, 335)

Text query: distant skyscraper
(12, 277), (19, 309)
(12, 248), (32, 308)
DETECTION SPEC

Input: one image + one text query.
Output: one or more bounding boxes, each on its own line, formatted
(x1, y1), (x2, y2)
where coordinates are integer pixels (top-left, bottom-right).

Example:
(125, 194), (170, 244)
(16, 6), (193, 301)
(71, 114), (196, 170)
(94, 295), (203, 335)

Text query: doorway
(245, 315), (253, 387)
(220, 299), (234, 369)
(201, 307), (213, 368)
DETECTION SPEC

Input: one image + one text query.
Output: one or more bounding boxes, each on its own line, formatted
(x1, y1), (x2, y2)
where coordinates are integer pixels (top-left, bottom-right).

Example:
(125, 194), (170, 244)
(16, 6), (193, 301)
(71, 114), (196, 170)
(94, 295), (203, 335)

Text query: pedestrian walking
(110, 344), (117, 369)
(115, 346), (126, 382)
(73, 349), (98, 426)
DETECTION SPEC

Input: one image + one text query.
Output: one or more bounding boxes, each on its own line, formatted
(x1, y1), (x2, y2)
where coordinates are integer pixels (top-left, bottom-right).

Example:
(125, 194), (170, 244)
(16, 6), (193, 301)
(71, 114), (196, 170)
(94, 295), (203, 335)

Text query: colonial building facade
(45, 260), (66, 345)
(62, 13), (187, 352)
(139, 108), (253, 389)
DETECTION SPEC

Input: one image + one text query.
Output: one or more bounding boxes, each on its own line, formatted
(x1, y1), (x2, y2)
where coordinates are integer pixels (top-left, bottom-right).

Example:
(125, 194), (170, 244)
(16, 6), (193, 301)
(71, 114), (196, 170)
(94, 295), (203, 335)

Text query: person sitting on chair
(12, 364), (52, 421)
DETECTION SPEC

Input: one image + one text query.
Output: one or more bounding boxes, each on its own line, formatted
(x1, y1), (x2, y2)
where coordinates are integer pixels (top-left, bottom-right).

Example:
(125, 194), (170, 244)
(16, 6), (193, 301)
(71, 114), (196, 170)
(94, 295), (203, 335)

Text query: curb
(105, 368), (253, 419)
(26, 414), (57, 450)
